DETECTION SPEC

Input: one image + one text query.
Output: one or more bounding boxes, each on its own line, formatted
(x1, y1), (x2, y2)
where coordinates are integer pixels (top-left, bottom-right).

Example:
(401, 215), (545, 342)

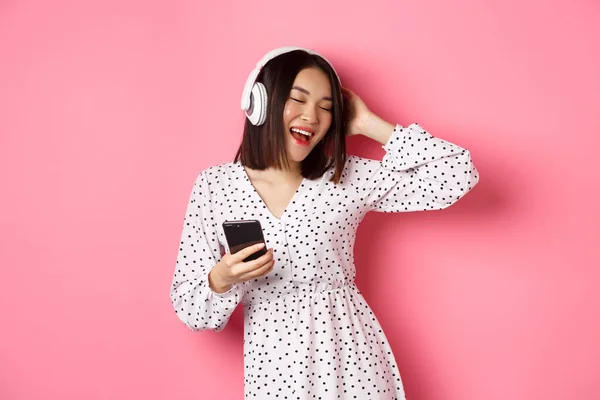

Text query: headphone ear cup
(246, 82), (268, 126)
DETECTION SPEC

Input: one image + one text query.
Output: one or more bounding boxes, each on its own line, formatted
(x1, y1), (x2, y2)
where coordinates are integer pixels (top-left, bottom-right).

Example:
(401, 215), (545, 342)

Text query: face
(282, 67), (333, 164)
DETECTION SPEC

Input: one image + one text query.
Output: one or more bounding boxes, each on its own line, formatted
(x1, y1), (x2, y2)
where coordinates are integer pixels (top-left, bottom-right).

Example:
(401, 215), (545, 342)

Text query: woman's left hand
(341, 87), (396, 145)
(341, 87), (372, 137)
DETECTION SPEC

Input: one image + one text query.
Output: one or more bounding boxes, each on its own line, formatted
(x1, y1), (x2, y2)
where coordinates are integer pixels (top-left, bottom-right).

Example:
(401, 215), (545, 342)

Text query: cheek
(320, 112), (333, 130)
(283, 103), (300, 120)
(283, 107), (293, 120)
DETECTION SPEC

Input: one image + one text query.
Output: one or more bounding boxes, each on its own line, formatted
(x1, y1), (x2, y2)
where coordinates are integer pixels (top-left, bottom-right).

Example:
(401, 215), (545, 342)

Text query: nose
(301, 105), (318, 124)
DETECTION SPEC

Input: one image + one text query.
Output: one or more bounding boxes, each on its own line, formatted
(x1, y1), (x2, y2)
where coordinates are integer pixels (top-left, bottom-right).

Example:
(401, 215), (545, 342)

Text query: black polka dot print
(170, 123), (479, 399)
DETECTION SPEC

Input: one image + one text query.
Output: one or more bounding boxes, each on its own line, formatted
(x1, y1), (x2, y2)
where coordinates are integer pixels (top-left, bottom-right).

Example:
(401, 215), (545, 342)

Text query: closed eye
(291, 97), (331, 111)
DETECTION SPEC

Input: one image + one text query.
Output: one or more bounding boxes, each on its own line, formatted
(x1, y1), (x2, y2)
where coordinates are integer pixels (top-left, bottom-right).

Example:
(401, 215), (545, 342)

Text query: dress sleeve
(169, 170), (244, 332)
(348, 123), (479, 212)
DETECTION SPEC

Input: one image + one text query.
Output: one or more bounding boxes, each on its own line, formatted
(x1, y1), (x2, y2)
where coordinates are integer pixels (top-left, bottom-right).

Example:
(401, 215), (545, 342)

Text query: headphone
(240, 46), (342, 126)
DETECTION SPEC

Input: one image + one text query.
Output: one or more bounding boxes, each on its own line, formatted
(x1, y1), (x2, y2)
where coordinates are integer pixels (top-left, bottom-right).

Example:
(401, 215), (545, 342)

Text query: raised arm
(342, 88), (479, 212)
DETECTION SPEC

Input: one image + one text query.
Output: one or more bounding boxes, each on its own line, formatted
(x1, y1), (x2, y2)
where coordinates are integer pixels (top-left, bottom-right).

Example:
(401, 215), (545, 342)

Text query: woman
(170, 46), (479, 399)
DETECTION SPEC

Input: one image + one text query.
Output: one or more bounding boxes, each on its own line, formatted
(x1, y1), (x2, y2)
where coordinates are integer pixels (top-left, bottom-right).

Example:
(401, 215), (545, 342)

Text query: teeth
(291, 128), (313, 137)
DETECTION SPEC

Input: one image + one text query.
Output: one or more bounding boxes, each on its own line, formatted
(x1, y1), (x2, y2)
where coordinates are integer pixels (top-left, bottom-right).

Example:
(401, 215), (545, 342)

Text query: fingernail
(257, 243), (265, 248)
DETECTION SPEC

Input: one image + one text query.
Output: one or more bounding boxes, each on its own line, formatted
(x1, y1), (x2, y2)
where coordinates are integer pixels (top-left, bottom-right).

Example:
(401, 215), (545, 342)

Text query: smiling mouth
(290, 128), (314, 145)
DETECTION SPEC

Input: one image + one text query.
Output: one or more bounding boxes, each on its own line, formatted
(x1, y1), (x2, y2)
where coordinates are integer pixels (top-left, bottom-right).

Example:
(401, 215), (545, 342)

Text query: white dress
(170, 123), (479, 399)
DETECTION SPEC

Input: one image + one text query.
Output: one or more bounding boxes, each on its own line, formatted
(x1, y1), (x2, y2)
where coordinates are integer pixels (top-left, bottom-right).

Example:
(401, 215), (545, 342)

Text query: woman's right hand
(208, 243), (274, 293)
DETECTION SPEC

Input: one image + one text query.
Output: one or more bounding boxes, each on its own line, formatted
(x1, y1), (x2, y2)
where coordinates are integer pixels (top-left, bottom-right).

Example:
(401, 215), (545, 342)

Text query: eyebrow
(291, 86), (332, 101)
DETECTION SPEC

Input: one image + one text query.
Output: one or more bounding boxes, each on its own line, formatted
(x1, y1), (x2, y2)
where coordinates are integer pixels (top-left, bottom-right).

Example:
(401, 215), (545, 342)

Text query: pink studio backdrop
(1, 0), (599, 399)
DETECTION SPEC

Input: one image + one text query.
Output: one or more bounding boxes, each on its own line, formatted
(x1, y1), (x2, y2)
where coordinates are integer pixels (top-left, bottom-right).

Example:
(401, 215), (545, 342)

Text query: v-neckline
(237, 161), (306, 222)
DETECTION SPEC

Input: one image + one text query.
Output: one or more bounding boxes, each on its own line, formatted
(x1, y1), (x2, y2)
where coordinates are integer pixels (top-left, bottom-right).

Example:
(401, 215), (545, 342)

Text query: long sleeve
(169, 170), (244, 332)
(348, 123), (479, 212)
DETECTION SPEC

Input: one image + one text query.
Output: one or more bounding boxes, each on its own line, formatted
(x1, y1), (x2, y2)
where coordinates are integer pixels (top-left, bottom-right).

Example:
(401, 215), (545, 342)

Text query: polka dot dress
(170, 123), (479, 399)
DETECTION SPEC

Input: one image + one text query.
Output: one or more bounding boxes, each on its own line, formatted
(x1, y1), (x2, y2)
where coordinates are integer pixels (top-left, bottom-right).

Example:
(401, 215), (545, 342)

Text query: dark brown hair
(234, 50), (346, 183)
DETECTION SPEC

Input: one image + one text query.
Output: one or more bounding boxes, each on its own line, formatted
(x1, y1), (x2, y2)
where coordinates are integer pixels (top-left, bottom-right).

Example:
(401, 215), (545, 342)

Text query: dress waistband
(243, 280), (356, 307)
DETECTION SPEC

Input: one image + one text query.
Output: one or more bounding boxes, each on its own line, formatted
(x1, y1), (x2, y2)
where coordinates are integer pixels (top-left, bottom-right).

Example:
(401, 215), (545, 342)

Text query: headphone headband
(240, 46), (341, 111)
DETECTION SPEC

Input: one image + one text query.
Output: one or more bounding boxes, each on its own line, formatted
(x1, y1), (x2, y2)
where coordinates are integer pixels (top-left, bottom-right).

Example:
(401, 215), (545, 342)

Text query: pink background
(1, 0), (599, 399)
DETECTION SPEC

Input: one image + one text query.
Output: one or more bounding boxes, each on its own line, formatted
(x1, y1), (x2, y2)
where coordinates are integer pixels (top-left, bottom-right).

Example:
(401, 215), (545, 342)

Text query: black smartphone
(222, 219), (268, 262)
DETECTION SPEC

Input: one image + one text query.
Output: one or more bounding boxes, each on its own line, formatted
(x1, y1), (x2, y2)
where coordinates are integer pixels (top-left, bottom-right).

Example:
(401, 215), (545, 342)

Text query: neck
(266, 164), (302, 181)
(245, 162), (303, 184)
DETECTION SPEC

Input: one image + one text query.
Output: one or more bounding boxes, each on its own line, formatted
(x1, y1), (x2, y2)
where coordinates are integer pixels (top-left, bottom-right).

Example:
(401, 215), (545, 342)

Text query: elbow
(452, 152), (479, 202)
(461, 163), (480, 198)
(463, 151), (480, 191)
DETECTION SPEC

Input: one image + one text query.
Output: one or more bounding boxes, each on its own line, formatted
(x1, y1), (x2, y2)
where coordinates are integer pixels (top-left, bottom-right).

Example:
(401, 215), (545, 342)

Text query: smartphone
(222, 219), (268, 262)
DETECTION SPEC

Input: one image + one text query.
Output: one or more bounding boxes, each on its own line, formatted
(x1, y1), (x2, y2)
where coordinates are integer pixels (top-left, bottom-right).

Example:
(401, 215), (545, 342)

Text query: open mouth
(290, 127), (314, 146)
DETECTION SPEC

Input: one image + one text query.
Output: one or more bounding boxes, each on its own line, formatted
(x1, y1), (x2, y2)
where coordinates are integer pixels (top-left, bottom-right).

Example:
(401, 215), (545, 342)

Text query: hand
(208, 243), (274, 293)
(342, 87), (395, 144)
(342, 87), (372, 137)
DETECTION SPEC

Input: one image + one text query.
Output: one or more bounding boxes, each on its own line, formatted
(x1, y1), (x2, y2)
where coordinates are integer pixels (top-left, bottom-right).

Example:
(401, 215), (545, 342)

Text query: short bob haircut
(234, 50), (346, 184)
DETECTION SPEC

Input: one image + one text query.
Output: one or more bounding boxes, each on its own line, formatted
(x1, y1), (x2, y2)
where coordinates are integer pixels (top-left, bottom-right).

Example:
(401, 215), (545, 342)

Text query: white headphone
(241, 46), (342, 126)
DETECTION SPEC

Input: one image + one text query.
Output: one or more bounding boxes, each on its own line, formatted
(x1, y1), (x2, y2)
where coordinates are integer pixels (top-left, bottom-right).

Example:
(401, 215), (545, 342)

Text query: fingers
(239, 258), (274, 281)
(221, 243), (276, 284)
(235, 248), (273, 275)
(229, 243), (266, 264)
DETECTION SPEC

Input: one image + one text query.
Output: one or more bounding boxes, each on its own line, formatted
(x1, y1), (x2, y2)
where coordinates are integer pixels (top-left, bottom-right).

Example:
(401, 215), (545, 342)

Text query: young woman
(170, 46), (479, 399)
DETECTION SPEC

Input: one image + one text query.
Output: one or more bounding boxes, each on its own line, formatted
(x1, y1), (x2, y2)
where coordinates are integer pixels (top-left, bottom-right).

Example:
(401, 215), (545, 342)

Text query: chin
(285, 139), (318, 164)
(287, 149), (311, 164)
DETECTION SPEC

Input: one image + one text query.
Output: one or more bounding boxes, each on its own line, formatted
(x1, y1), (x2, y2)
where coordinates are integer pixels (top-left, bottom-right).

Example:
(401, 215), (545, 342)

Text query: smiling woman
(284, 69), (333, 156)
(234, 49), (347, 183)
(288, 83), (330, 145)
(169, 46), (479, 399)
